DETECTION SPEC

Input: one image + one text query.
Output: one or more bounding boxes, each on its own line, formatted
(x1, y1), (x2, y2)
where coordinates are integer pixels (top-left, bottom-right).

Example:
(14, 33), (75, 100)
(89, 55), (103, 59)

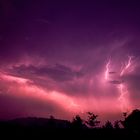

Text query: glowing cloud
(104, 56), (136, 112)
(105, 59), (111, 81)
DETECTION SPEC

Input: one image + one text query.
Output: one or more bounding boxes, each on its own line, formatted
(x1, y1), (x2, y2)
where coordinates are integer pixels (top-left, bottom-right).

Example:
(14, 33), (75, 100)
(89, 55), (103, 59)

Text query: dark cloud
(0, 0), (140, 65)
(2, 62), (119, 98)
(10, 64), (82, 82)
(109, 80), (122, 85)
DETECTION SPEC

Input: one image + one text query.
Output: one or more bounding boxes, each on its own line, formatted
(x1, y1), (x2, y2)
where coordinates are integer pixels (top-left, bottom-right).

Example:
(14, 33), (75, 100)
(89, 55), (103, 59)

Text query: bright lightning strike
(104, 56), (135, 112)
(118, 56), (134, 111)
(120, 56), (133, 76)
(105, 59), (110, 80)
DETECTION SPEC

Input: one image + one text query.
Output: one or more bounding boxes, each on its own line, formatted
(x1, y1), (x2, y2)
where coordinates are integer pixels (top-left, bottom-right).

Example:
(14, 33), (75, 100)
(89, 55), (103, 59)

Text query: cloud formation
(0, 0), (140, 121)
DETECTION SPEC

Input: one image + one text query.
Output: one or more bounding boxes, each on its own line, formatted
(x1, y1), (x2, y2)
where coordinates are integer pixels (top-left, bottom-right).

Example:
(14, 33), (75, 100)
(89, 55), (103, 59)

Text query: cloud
(0, 0), (140, 121)
(123, 73), (140, 99)
(7, 63), (83, 90)
(0, 76), (79, 120)
(0, 73), (122, 121)
(109, 80), (122, 85)
(0, 93), (70, 120)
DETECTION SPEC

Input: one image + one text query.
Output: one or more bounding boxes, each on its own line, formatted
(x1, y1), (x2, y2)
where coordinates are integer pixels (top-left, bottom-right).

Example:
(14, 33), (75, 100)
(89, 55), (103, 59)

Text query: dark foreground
(0, 119), (140, 139)
(0, 127), (139, 139)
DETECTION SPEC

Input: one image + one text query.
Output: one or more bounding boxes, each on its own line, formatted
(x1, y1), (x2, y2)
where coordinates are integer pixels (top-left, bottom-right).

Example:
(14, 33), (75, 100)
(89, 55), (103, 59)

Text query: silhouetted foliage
(103, 121), (113, 129)
(71, 115), (85, 129)
(122, 109), (140, 131)
(114, 120), (120, 129)
(85, 112), (100, 128)
(1, 109), (140, 138)
(123, 112), (127, 119)
(120, 112), (128, 128)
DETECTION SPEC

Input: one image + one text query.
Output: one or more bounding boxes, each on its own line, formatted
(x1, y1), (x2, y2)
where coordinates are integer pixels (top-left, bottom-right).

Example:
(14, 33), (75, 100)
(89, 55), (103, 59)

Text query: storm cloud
(0, 0), (140, 121)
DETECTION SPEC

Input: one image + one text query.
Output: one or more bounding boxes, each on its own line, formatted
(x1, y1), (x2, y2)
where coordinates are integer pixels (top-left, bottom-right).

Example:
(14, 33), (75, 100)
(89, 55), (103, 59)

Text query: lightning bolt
(104, 56), (134, 112)
(105, 59), (110, 80)
(118, 56), (133, 111)
(120, 56), (133, 76)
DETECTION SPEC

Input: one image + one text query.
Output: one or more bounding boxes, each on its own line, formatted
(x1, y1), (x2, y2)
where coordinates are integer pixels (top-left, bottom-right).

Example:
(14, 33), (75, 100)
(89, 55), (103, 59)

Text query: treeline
(71, 109), (140, 130)
(0, 109), (140, 138)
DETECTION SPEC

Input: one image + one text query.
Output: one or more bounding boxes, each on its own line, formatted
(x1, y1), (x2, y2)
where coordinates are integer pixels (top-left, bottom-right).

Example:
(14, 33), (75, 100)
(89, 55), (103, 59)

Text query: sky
(0, 0), (140, 122)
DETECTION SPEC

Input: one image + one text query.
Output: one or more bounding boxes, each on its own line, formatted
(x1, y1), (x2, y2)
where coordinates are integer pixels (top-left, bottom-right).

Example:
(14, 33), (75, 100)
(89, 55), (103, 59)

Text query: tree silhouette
(114, 120), (120, 129)
(103, 121), (113, 129)
(85, 112), (100, 128)
(122, 109), (140, 131)
(71, 115), (85, 129)
(123, 112), (127, 119)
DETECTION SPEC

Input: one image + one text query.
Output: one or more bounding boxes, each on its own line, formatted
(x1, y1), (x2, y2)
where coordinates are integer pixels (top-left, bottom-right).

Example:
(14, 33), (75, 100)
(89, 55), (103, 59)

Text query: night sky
(0, 0), (140, 122)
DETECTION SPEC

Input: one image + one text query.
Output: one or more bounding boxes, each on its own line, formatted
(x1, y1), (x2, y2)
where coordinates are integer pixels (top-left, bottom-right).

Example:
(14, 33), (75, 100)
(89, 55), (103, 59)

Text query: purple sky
(0, 0), (140, 122)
